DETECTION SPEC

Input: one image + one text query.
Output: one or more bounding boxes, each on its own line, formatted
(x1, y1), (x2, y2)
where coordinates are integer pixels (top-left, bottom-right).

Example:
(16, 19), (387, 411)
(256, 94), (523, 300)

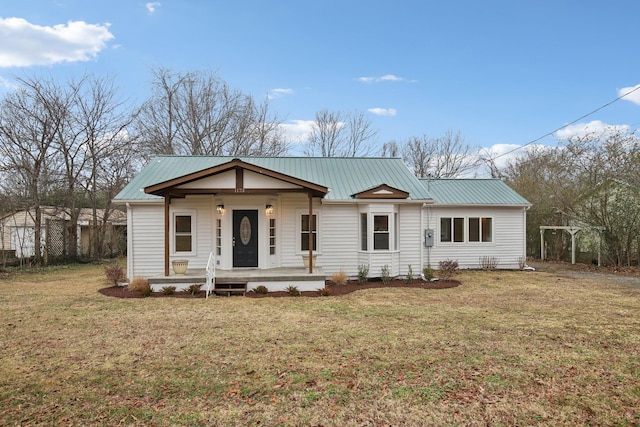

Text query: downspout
(164, 194), (170, 276)
(126, 203), (133, 281)
(420, 204), (424, 276)
(308, 192), (313, 273)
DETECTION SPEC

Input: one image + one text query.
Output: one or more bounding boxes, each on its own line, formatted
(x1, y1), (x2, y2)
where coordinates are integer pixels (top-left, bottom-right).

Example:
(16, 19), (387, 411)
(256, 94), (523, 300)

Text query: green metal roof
(115, 156), (434, 202)
(421, 178), (530, 206)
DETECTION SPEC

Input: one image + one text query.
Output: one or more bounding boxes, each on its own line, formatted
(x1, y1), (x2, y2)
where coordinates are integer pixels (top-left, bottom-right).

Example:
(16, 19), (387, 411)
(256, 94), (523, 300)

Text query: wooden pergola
(540, 225), (605, 266)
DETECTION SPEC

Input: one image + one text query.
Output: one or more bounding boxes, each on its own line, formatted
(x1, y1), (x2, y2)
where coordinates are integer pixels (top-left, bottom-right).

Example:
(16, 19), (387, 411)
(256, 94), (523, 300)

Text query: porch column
(308, 192), (313, 273)
(164, 194), (170, 276)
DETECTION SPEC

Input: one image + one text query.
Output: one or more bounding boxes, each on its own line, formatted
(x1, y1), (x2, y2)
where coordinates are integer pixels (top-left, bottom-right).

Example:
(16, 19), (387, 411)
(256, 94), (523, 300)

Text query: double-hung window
(360, 210), (398, 251)
(173, 212), (195, 254)
(373, 215), (390, 250)
(300, 214), (317, 252)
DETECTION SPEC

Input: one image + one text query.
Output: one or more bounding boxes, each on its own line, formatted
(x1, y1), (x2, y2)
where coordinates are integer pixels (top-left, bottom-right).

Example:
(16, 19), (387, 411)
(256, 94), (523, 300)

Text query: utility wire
(492, 84), (640, 161)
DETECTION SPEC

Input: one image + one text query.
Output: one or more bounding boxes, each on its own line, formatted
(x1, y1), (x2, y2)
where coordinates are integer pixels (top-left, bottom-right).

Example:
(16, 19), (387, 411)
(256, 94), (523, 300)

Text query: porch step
(213, 281), (247, 296)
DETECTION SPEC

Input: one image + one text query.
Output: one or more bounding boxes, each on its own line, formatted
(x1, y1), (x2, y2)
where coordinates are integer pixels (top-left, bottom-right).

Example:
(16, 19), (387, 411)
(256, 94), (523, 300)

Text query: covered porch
(147, 266), (326, 293)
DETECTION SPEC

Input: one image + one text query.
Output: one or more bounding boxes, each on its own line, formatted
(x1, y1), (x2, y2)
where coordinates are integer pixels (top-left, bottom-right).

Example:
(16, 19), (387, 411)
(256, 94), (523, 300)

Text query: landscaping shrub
(380, 264), (391, 285)
(357, 264), (369, 284)
(423, 266), (435, 281)
(318, 287), (331, 296)
(127, 276), (149, 292)
(184, 284), (202, 295)
(479, 256), (499, 270)
(161, 286), (176, 295)
(252, 285), (269, 294)
(406, 264), (414, 284)
(104, 264), (125, 286)
(331, 269), (348, 285)
(438, 259), (459, 281)
(285, 285), (300, 296)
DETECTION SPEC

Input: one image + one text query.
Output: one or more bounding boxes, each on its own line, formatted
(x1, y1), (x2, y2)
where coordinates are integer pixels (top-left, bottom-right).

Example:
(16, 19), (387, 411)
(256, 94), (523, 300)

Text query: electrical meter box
(424, 229), (434, 247)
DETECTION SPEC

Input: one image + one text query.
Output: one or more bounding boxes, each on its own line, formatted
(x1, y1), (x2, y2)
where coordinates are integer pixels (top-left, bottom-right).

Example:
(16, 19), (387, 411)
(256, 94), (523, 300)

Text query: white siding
(129, 203), (164, 278)
(318, 203), (360, 277)
(129, 196), (214, 278)
(398, 204), (422, 277)
(424, 206), (527, 269)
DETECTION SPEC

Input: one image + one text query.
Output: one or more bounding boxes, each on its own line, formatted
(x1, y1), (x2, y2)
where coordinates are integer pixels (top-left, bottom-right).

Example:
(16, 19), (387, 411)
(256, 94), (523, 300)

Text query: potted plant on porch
(172, 259), (189, 275)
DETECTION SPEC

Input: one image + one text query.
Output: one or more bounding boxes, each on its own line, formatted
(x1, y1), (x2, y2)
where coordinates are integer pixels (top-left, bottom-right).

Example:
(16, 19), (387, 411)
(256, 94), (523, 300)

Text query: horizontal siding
(424, 206), (526, 269)
(398, 204), (422, 277)
(130, 204), (164, 278)
(318, 204), (359, 277)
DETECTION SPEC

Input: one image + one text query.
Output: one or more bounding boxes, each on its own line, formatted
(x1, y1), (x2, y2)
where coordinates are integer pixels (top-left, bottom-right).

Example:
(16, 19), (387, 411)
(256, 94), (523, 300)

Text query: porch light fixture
(266, 204), (274, 215)
(216, 204), (225, 214)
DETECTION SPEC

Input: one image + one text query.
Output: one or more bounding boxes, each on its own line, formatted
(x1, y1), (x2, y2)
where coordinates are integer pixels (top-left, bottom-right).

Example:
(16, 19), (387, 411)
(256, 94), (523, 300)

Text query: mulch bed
(98, 278), (460, 299)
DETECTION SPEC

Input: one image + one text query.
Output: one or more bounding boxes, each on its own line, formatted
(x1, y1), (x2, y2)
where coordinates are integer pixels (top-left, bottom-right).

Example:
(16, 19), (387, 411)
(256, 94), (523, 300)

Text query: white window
(468, 217), (493, 242)
(440, 217), (464, 243)
(298, 212), (319, 253)
(269, 218), (276, 255)
(173, 211), (196, 254)
(360, 211), (398, 252)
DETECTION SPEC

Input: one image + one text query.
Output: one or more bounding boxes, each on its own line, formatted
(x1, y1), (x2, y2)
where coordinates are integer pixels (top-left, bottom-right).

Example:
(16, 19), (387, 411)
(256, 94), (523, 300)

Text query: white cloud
(146, 2), (161, 14)
(618, 84), (640, 105)
(555, 120), (630, 140)
(279, 119), (315, 143)
(358, 74), (413, 83)
(268, 88), (293, 100)
(368, 107), (397, 116)
(0, 17), (114, 67)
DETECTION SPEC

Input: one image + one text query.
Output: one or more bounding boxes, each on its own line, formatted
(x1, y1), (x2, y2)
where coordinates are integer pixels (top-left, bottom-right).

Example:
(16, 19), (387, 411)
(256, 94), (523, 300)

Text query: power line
(492, 84), (640, 161)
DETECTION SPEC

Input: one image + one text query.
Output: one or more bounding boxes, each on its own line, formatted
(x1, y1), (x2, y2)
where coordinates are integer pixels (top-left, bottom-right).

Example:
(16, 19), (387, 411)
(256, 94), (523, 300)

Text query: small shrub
(380, 264), (391, 285)
(104, 264), (125, 286)
(357, 264), (369, 285)
(139, 283), (153, 297)
(184, 284), (202, 295)
(318, 287), (331, 296)
(438, 259), (459, 281)
(406, 265), (414, 284)
(518, 256), (527, 270)
(285, 285), (300, 296)
(331, 269), (348, 285)
(161, 285), (176, 295)
(422, 266), (435, 281)
(252, 285), (269, 294)
(479, 256), (499, 270)
(127, 276), (149, 292)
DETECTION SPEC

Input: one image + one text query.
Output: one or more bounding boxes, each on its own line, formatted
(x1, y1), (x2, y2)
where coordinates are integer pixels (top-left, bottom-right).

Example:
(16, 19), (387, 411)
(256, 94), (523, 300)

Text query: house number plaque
(240, 216), (251, 245)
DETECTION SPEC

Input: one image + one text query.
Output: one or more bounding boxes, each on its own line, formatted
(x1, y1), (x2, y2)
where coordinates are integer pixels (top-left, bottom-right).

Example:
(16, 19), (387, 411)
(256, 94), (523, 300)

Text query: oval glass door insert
(240, 216), (251, 245)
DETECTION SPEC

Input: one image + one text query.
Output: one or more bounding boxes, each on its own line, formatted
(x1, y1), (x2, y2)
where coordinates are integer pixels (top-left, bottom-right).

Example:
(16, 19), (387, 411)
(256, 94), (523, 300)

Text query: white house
(114, 156), (530, 292)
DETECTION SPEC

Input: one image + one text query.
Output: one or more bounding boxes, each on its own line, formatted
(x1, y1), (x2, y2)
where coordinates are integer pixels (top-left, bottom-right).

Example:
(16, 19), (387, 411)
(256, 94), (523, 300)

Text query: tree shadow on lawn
(98, 278), (460, 299)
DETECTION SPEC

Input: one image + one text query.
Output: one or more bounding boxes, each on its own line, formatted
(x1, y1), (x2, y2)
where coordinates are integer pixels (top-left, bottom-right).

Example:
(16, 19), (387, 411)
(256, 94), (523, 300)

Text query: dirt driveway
(529, 260), (640, 288)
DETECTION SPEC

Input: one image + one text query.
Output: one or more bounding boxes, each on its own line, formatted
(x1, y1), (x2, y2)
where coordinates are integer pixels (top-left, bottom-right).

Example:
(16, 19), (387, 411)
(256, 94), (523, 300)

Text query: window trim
(440, 215), (494, 244)
(296, 210), (320, 255)
(171, 210), (197, 256)
(359, 209), (398, 253)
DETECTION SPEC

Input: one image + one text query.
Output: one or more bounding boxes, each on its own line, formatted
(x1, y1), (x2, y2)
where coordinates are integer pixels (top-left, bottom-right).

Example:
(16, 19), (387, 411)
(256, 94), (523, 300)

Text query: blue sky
(1, 0), (639, 174)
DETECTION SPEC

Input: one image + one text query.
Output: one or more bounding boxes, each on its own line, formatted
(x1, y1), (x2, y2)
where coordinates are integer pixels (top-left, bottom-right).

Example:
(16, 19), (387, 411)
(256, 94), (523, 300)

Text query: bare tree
(136, 67), (286, 159)
(380, 140), (401, 157)
(303, 109), (378, 157)
(69, 75), (137, 258)
(402, 130), (479, 178)
(0, 77), (66, 265)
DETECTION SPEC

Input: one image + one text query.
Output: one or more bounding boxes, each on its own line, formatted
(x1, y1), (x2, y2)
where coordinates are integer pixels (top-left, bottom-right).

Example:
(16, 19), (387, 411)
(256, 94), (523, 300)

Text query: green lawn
(1, 264), (639, 426)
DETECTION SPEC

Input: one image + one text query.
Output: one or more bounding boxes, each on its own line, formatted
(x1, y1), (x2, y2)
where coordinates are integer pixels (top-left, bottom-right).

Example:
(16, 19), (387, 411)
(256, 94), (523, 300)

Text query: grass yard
(1, 264), (639, 426)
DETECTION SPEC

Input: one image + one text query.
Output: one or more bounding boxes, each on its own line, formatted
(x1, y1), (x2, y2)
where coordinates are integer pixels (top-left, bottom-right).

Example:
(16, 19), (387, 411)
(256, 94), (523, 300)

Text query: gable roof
(421, 178), (531, 206)
(115, 156), (434, 202)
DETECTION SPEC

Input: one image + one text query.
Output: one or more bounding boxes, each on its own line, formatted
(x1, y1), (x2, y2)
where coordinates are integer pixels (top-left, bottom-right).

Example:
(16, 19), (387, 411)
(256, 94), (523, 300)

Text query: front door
(233, 210), (258, 267)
